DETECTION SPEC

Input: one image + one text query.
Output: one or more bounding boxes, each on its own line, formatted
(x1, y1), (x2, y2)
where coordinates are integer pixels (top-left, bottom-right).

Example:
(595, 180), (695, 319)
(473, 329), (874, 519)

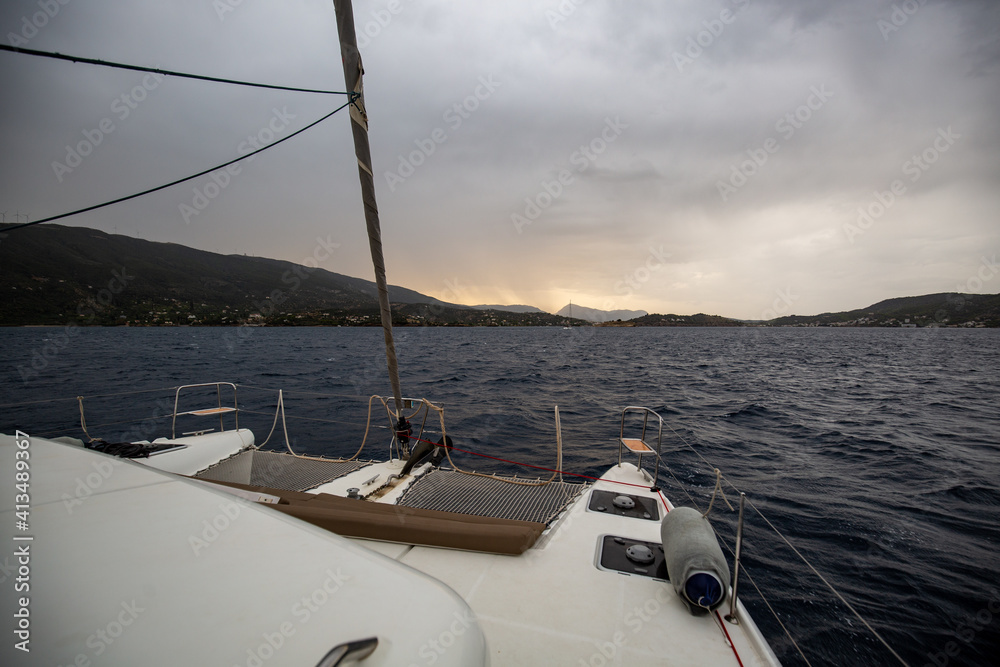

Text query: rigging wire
(20, 380), (905, 664)
(0, 44), (350, 96)
(745, 495), (910, 666)
(1, 97), (357, 233)
(648, 423), (909, 666)
(0, 385), (181, 408)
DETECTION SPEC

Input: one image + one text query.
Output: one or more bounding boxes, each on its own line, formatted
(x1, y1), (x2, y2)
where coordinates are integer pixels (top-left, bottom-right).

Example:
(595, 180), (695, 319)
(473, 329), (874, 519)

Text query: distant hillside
(3, 225), (996, 328)
(471, 304), (547, 314)
(283, 304), (577, 327)
(623, 313), (744, 327)
(555, 303), (646, 323)
(0, 224), (458, 325)
(769, 293), (1000, 327)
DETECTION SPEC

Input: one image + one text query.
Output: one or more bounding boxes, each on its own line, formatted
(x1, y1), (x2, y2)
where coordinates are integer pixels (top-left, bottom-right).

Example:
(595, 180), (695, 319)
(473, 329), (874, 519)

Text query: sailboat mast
(332, 0), (405, 418)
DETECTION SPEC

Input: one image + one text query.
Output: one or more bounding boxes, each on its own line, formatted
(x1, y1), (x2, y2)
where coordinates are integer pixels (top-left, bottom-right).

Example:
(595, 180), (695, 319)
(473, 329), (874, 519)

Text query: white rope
(77, 396), (93, 442)
(702, 468), (734, 518)
(254, 390), (284, 449)
(257, 390), (375, 463)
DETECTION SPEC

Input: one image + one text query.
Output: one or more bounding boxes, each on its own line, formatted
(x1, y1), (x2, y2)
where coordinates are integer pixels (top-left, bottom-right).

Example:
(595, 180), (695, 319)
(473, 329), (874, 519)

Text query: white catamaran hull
(2, 426), (780, 666)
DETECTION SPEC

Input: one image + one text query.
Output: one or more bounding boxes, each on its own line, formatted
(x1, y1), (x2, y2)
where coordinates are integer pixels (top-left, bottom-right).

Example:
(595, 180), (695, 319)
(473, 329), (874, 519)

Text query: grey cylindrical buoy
(660, 506), (731, 614)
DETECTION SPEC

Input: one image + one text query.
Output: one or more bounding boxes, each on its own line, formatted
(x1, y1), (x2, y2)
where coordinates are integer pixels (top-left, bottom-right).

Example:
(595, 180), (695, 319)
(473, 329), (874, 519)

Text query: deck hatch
(588, 490), (660, 521)
(597, 535), (669, 580)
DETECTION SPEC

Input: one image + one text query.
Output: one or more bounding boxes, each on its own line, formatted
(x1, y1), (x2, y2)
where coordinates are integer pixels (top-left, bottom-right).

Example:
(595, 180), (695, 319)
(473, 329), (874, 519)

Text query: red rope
(657, 489), (671, 513)
(716, 610), (746, 667)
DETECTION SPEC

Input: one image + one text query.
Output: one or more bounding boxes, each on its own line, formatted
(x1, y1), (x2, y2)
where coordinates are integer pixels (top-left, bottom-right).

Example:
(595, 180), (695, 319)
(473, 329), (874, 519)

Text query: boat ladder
(618, 406), (664, 491)
(171, 382), (240, 438)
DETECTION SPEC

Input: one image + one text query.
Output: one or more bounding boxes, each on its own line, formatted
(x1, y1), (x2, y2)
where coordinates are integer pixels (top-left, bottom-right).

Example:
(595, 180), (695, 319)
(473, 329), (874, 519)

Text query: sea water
(2, 325), (998, 666)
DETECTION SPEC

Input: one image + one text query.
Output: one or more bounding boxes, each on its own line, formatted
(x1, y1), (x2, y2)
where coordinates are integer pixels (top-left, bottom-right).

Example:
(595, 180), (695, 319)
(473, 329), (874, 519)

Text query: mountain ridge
(470, 304), (546, 314)
(1, 225), (997, 327)
(766, 292), (1000, 327)
(0, 224), (463, 325)
(555, 303), (646, 323)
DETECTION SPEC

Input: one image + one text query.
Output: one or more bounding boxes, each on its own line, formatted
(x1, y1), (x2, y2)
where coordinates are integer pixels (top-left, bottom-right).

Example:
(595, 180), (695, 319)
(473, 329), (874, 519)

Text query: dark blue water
(2, 326), (998, 666)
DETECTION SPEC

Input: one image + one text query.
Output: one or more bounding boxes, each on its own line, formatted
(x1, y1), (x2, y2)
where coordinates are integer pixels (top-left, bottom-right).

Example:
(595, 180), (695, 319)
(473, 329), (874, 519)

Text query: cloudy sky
(1, 0), (998, 319)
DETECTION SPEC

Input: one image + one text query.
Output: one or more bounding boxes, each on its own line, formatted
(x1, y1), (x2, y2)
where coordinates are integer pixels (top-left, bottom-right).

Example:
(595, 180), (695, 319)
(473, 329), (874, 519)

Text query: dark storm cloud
(1, 0), (997, 317)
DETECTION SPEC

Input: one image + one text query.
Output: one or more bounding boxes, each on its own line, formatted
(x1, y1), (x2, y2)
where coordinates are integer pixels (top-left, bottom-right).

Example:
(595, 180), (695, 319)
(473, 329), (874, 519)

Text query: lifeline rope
(1, 100), (354, 232)
(77, 396), (93, 442)
(647, 422), (905, 666)
(0, 44), (351, 95)
(422, 399), (562, 488)
(247, 390), (613, 490)
(407, 431), (635, 489)
(61, 384), (908, 665)
(745, 496), (910, 666)
(255, 389), (373, 463)
(0, 385), (178, 408)
(702, 468), (734, 519)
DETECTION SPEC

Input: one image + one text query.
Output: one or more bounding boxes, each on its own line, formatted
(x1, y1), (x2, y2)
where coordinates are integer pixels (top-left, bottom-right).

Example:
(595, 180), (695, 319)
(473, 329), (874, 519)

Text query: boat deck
(323, 459), (779, 666)
(0, 435), (489, 667)
(11, 428), (781, 665)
